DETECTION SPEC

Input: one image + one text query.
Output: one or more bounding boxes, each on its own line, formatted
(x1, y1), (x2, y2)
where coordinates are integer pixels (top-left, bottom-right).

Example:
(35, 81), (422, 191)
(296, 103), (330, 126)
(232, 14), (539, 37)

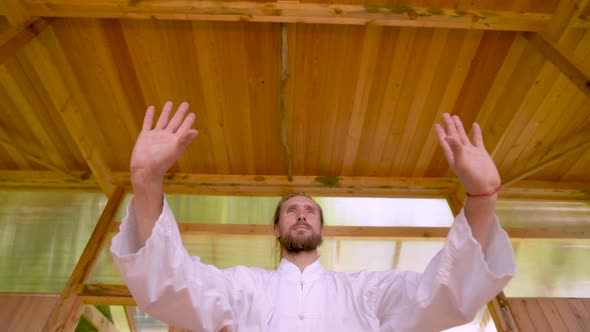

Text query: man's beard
(278, 223), (323, 253)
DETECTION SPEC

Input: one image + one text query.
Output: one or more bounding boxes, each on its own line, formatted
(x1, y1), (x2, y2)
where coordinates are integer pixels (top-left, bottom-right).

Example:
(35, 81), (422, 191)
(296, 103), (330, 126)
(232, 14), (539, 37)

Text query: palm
(435, 113), (501, 195)
(130, 102), (198, 180)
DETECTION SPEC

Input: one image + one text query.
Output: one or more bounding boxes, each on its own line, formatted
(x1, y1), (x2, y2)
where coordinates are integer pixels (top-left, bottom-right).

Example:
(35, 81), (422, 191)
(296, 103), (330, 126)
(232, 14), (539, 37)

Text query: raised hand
(130, 101), (198, 184)
(435, 113), (501, 197)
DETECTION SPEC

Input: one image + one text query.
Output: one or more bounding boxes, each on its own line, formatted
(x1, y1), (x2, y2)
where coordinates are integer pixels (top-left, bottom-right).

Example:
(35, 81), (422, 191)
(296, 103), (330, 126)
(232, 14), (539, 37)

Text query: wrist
(466, 185), (501, 198)
(130, 169), (164, 188)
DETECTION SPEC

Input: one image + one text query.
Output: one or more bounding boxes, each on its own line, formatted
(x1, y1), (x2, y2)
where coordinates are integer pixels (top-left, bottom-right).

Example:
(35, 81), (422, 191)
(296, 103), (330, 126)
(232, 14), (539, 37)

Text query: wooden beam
(279, 23), (293, 181)
(43, 187), (125, 332)
(2, 171), (589, 201)
(2, 0), (31, 26)
(502, 129), (590, 188)
(0, 170), (96, 191)
(0, 17), (51, 64)
(488, 292), (519, 332)
(124, 306), (138, 332)
(25, 0), (582, 31)
(522, 31), (590, 98)
(119, 173), (460, 197)
(108, 221), (590, 239)
(0, 138), (82, 181)
(21, 26), (116, 197)
(544, 0), (590, 42)
(82, 305), (119, 332)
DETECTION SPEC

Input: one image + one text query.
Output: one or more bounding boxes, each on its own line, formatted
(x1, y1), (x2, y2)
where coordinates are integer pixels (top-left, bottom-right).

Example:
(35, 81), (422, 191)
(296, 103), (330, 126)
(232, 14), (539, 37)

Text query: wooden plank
(341, 24), (382, 175)
(118, 172), (459, 197)
(537, 298), (568, 332)
(508, 298), (535, 332)
(502, 129), (590, 188)
(2, 0), (30, 26)
(523, 31), (590, 98)
(21, 26), (116, 196)
(552, 298), (585, 332)
(569, 298), (590, 331)
(545, 0), (590, 42)
(43, 187), (125, 332)
(0, 294), (60, 332)
(79, 285), (135, 306)
(82, 305), (119, 332)
(0, 138), (80, 180)
(524, 299), (552, 332)
(412, 29), (483, 177)
(0, 17), (51, 64)
(279, 23), (293, 180)
(108, 221), (590, 240)
(24, 1), (566, 31)
(2, 170), (590, 200)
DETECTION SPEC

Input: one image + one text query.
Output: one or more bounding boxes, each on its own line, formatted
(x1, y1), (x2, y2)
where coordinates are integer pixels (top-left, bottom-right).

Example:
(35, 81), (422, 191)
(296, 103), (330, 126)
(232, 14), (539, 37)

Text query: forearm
(463, 194), (497, 252)
(131, 170), (165, 247)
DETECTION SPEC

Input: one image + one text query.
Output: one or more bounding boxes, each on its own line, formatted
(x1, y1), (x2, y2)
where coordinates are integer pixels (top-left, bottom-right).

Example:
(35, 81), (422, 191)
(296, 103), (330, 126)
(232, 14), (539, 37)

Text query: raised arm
(435, 113), (501, 250)
(129, 101), (198, 246)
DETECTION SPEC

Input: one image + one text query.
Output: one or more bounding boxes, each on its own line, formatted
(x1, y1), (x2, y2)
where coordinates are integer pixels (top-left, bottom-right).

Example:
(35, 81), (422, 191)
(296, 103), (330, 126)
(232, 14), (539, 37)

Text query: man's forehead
(282, 195), (319, 209)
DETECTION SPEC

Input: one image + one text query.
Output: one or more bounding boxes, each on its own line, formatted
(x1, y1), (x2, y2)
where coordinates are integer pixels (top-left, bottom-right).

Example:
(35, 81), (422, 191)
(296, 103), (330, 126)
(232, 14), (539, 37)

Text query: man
(111, 101), (515, 331)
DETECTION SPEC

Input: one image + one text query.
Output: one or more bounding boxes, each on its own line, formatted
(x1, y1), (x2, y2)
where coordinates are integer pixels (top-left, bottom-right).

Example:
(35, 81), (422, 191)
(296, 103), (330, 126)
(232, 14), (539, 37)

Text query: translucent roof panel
(0, 190), (108, 292)
(504, 240), (590, 297)
(116, 194), (454, 227)
(495, 199), (590, 228)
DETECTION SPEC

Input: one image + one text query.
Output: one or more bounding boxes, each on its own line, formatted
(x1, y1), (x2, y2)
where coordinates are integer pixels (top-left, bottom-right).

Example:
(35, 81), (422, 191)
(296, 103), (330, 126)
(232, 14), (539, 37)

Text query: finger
(177, 112), (197, 133)
(142, 106), (155, 131)
(452, 115), (471, 145)
(435, 123), (454, 165)
(442, 113), (458, 138)
(167, 102), (190, 133)
(179, 129), (199, 149)
(472, 123), (485, 149)
(155, 101), (174, 130)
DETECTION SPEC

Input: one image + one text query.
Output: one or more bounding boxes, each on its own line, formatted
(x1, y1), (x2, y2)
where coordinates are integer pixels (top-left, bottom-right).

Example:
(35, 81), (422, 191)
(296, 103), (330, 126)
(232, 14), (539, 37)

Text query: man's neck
(282, 250), (319, 272)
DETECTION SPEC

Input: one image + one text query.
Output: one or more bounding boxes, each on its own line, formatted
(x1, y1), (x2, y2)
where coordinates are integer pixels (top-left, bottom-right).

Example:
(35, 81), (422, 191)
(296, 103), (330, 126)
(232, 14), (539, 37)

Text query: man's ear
(274, 224), (280, 237)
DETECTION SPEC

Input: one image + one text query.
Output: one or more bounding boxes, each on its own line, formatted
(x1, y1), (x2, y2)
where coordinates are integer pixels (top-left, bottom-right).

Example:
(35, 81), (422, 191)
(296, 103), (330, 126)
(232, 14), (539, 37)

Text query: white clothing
(111, 197), (515, 332)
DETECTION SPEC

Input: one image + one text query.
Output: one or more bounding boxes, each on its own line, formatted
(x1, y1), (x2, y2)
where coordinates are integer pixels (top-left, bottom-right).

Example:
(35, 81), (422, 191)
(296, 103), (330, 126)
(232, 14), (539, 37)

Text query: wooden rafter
(81, 305), (119, 332)
(502, 128), (590, 188)
(0, 138), (82, 180)
(0, 17), (52, 64)
(2, 0), (30, 26)
(522, 31), (590, 98)
(21, 27), (116, 197)
(43, 187), (125, 332)
(25, 0), (590, 31)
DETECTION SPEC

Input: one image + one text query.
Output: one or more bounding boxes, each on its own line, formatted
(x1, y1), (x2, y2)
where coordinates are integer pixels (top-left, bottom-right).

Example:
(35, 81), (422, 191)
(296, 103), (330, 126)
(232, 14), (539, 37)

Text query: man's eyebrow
(284, 203), (317, 210)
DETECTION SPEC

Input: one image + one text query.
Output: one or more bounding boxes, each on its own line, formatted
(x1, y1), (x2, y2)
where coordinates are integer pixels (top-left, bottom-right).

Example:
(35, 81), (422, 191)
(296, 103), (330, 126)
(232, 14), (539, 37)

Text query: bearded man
(111, 102), (515, 332)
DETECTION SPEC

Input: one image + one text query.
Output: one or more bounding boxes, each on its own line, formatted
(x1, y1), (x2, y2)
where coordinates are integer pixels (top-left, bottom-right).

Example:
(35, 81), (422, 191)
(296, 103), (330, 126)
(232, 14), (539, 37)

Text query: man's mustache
(290, 221), (311, 231)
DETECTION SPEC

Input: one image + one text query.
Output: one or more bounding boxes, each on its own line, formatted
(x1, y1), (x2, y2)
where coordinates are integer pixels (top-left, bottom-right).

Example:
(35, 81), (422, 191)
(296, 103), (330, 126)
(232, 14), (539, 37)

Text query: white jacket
(111, 197), (515, 332)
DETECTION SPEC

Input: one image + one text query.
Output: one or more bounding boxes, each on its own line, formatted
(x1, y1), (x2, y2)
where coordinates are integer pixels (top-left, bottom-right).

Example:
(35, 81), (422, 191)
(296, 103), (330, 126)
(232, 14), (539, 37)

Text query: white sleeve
(110, 196), (257, 331)
(370, 209), (516, 331)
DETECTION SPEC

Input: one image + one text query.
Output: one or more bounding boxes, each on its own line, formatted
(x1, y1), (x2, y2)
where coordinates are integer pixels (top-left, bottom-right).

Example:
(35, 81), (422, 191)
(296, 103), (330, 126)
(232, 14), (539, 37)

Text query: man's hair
(272, 192), (324, 227)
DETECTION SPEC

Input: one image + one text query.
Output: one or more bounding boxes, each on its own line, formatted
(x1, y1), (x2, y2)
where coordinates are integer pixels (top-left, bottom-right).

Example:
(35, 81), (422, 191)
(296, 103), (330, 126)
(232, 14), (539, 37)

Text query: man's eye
(307, 209), (315, 214)
(287, 209), (295, 214)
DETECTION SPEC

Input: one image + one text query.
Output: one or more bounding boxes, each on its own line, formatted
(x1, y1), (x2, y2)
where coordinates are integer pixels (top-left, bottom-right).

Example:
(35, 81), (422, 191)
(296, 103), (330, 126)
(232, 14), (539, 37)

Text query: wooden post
(43, 187), (125, 332)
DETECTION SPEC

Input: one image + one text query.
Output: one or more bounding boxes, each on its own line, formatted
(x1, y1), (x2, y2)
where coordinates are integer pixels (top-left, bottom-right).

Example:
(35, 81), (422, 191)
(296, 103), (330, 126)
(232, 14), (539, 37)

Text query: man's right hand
(129, 101), (198, 246)
(130, 101), (198, 186)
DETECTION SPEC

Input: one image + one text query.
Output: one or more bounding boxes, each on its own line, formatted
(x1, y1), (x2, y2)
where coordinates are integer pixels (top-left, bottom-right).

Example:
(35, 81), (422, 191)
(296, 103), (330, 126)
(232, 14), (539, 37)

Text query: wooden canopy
(1, 0), (589, 204)
(0, 0), (589, 331)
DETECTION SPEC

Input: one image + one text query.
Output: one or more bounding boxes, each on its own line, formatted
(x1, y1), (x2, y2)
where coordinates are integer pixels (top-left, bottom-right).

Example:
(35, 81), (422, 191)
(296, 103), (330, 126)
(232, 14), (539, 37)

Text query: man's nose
(297, 212), (306, 221)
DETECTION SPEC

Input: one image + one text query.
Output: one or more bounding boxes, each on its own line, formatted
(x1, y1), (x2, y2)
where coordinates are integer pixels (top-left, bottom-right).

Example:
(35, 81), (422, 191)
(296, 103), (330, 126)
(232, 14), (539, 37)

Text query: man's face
(274, 195), (323, 253)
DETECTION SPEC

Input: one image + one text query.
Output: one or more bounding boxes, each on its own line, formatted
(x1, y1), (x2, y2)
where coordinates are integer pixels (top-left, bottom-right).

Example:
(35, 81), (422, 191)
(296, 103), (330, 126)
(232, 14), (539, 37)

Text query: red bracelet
(466, 185), (501, 197)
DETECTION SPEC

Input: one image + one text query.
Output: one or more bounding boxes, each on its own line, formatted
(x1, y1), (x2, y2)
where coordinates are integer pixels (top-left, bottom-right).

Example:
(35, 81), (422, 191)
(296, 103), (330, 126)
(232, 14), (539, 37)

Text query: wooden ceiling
(0, 0), (589, 205)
